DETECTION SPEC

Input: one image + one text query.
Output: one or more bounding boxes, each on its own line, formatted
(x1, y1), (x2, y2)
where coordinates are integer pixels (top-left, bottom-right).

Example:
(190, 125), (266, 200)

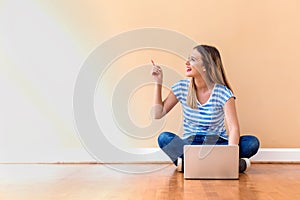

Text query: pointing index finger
(151, 60), (155, 66)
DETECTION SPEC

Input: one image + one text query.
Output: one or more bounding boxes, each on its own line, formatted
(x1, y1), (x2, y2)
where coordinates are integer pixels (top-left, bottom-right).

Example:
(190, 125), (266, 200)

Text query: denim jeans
(157, 131), (260, 165)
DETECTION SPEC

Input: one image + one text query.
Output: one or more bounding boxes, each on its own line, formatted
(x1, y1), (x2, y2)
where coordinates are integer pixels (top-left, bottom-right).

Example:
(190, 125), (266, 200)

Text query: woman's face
(185, 48), (204, 77)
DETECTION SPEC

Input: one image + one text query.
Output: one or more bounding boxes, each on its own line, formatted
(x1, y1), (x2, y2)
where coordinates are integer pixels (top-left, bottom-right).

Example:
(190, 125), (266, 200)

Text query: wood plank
(0, 164), (299, 200)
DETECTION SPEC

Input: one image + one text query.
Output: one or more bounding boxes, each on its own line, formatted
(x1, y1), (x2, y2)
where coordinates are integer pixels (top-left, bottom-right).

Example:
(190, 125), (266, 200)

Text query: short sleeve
(217, 85), (236, 106)
(171, 80), (185, 103)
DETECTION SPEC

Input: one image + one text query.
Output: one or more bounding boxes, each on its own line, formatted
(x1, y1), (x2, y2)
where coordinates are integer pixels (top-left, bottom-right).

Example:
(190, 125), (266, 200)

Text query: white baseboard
(95, 148), (300, 163)
(1, 148), (299, 163)
(250, 148), (300, 163)
(129, 148), (300, 163)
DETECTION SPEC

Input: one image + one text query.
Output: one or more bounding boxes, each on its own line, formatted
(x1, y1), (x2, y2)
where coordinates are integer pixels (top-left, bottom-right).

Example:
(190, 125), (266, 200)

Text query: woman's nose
(186, 60), (190, 65)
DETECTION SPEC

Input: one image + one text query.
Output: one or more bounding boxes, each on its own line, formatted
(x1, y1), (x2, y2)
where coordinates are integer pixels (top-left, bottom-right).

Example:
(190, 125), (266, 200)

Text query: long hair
(187, 45), (233, 109)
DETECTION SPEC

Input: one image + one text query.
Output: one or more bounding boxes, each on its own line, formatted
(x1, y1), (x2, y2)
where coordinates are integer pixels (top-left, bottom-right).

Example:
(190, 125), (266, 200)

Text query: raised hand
(151, 60), (163, 84)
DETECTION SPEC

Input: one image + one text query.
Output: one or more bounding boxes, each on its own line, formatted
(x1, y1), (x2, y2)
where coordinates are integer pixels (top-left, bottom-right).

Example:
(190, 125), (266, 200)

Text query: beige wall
(8, 0), (300, 149)
(44, 0), (300, 148)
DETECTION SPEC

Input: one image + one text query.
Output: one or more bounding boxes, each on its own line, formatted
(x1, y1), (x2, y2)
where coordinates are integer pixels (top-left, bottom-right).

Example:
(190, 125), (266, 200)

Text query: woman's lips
(186, 66), (192, 72)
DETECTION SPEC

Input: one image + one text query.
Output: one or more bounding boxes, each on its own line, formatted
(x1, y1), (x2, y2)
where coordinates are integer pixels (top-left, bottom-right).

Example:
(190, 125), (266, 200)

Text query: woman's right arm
(152, 64), (178, 119)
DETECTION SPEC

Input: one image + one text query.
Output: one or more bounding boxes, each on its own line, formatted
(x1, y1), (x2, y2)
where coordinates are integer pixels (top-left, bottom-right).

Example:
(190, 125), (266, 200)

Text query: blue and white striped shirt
(171, 79), (235, 139)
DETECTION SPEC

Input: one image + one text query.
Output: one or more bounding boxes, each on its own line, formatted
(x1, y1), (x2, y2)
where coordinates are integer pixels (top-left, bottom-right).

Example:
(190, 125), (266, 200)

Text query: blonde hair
(187, 45), (233, 109)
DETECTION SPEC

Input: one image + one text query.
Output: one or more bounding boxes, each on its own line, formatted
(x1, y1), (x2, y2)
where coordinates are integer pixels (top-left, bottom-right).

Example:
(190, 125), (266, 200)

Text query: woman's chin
(185, 72), (193, 77)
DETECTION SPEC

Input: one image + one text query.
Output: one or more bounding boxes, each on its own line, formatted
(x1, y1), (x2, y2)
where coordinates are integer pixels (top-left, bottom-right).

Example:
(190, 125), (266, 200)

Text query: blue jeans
(158, 131), (260, 165)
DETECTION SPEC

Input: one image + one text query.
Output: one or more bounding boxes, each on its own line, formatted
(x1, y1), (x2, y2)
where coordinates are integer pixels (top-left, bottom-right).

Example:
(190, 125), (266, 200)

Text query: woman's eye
(187, 57), (196, 62)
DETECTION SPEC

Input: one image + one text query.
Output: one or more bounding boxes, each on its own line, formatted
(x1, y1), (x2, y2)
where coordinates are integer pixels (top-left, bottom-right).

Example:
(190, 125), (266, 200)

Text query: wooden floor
(0, 163), (299, 200)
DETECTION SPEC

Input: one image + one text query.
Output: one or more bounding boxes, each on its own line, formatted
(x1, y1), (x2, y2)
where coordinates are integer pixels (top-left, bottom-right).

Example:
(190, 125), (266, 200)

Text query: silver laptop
(184, 145), (239, 179)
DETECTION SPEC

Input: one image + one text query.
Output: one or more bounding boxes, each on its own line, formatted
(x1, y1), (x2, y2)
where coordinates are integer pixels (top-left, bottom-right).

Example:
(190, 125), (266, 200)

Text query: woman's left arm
(224, 97), (240, 145)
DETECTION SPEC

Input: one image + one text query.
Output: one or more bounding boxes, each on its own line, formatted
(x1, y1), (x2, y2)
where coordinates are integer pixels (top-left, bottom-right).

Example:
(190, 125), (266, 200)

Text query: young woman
(151, 45), (260, 172)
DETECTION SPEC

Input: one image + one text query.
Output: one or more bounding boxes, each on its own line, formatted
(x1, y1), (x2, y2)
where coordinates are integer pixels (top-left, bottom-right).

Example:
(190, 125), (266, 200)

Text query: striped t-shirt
(171, 79), (235, 139)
